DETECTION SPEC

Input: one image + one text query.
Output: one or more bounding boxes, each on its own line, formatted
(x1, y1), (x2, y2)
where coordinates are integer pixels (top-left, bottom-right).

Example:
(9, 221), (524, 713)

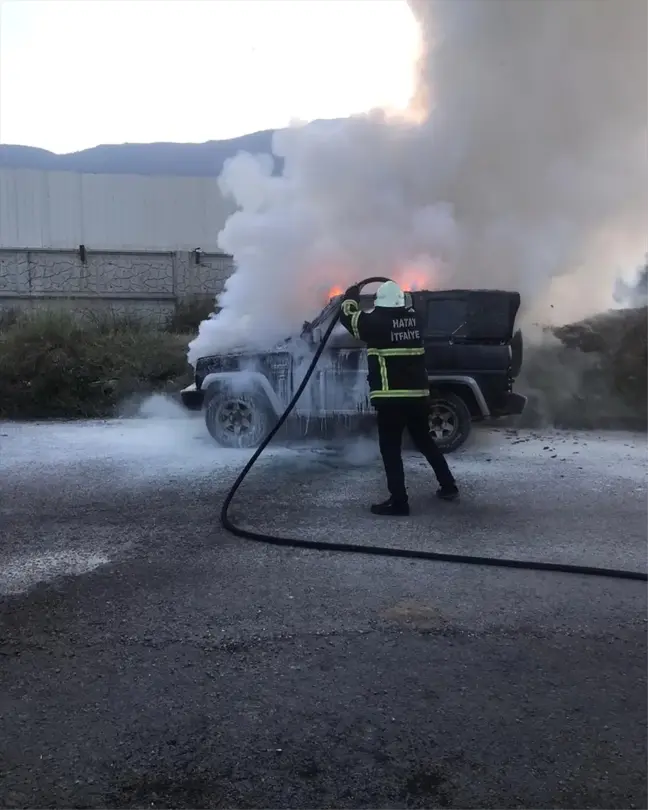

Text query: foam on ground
(456, 427), (647, 485)
(0, 394), (292, 482)
(0, 550), (110, 595)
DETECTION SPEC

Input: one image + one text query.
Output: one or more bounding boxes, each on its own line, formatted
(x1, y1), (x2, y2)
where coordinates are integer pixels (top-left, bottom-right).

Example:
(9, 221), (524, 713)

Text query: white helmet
(374, 280), (405, 308)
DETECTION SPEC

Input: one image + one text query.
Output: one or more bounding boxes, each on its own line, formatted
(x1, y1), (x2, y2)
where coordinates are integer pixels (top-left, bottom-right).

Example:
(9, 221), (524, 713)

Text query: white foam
(0, 394), (292, 482)
(0, 550), (110, 595)
(463, 429), (648, 484)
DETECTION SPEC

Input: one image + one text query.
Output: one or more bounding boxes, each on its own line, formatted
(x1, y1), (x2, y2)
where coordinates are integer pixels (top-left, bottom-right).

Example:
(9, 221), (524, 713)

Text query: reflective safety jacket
(339, 292), (429, 400)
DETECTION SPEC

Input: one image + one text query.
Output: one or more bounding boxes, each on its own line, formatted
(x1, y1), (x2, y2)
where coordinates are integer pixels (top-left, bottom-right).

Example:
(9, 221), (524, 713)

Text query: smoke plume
(188, 0), (648, 364)
(614, 260), (648, 308)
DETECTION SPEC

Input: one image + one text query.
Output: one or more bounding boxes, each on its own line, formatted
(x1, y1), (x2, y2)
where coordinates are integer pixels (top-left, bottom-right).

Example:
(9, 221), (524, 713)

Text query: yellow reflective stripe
(341, 299), (359, 317)
(367, 347), (425, 357)
(370, 389), (429, 398)
(377, 355), (388, 391)
(350, 310), (362, 339)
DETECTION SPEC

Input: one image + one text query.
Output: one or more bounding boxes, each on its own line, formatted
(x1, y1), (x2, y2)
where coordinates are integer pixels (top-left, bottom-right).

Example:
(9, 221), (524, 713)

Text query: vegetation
(166, 295), (217, 334)
(0, 300), (645, 427)
(0, 309), (191, 419)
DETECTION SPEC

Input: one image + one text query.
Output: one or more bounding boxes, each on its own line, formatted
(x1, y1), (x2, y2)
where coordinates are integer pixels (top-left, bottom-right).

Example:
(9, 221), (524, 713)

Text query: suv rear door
(415, 289), (520, 375)
(414, 291), (469, 371)
(464, 291), (521, 342)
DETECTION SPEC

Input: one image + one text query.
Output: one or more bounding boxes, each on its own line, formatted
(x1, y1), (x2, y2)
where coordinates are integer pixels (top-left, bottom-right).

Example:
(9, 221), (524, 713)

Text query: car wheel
(510, 329), (523, 378)
(428, 392), (472, 453)
(204, 389), (273, 449)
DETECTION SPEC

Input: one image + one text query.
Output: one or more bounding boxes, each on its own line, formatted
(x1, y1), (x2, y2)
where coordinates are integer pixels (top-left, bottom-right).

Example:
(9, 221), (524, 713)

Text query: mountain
(0, 127), (279, 177)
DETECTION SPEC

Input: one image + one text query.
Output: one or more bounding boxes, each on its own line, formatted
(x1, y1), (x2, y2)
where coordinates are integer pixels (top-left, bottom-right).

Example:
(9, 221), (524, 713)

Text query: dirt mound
(518, 307), (647, 430)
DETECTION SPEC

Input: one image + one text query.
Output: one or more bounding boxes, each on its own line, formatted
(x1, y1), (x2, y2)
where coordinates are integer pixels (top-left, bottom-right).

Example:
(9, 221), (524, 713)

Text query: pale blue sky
(0, 0), (418, 154)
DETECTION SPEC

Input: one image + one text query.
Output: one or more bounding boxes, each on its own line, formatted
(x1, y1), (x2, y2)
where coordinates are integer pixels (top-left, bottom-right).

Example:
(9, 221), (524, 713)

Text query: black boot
(436, 484), (459, 501)
(370, 497), (410, 516)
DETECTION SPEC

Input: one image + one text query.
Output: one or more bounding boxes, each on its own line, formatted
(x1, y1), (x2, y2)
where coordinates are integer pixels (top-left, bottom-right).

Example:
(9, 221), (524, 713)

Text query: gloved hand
(344, 284), (360, 301)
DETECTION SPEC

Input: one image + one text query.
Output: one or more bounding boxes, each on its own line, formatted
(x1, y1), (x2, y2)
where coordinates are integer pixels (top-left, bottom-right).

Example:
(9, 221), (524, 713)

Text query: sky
(0, 0), (419, 154)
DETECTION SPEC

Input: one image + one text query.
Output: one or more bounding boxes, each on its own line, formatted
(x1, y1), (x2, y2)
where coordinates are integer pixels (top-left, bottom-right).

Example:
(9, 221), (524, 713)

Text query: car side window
(426, 299), (467, 336)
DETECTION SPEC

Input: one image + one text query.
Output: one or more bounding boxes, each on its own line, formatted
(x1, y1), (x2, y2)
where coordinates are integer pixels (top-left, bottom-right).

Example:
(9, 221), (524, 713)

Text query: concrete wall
(0, 247), (234, 324)
(0, 168), (235, 251)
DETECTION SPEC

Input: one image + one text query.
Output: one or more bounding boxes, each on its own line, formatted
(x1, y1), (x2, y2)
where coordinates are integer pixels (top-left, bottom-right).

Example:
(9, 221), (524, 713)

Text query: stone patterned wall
(0, 248), (234, 325)
(174, 250), (233, 297)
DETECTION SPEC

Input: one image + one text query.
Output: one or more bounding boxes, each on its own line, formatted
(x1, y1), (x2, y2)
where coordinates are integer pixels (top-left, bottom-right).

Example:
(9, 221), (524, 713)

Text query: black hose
(220, 279), (647, 583)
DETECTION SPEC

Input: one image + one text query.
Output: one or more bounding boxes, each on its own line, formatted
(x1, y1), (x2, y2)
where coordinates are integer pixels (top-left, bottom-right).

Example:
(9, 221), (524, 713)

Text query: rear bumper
(493, 391), (527, 416)
(180, 383), (205, 412)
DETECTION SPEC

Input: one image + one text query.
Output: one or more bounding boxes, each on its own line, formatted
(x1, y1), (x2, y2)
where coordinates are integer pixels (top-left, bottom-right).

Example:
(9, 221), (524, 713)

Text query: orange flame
(326, 269), (432, 302)
(394, 267), (434, 293)
(399, 277), (427, 292)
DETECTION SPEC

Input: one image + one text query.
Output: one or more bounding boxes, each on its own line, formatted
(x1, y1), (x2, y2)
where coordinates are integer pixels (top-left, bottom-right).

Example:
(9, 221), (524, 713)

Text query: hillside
(0, 129), (279, 177)
(0, 126), (296, 177)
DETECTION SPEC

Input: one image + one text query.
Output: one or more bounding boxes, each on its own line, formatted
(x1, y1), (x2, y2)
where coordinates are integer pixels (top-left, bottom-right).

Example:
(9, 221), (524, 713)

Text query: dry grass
(0, 309), (192, 419)
(166, 295), (218, 334)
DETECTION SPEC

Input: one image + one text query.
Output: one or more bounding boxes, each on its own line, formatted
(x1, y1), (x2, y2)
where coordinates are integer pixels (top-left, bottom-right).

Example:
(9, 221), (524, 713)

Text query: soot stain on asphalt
(401, 766), (452, 807)
(106, 762), (456, 810)
(382, 600), (451, 632)
(105, 773), (224, 809)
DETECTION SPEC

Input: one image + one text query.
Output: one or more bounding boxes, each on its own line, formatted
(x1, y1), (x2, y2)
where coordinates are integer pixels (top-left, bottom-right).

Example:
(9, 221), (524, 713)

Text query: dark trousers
(375, 398), (455, 503)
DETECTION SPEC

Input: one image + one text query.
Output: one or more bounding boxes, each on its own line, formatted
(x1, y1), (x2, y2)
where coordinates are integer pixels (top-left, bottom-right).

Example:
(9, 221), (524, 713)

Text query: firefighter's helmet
(374, 280), (405, 308)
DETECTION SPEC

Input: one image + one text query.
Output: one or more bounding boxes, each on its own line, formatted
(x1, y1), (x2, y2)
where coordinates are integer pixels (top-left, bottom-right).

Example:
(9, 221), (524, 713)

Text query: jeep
(181, 289), (527, 453)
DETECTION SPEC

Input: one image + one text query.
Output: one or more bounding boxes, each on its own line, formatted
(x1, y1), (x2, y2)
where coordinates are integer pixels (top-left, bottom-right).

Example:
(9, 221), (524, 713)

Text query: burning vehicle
(181, 288), (527, 453)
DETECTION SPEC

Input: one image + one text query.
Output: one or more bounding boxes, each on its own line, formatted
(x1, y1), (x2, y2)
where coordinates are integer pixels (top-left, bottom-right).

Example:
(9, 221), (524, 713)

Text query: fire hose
(221, 277), (647, 582)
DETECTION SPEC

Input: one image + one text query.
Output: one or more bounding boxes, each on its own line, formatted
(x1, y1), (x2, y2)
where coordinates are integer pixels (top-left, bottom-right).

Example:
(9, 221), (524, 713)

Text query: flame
(400, 277), (427, 292)
(394, 266), (435, 292)
(326, 269), (433, 302)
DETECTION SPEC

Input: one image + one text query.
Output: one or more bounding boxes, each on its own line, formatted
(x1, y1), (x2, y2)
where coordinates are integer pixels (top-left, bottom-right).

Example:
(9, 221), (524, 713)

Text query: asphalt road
(1, 403), (647, 809)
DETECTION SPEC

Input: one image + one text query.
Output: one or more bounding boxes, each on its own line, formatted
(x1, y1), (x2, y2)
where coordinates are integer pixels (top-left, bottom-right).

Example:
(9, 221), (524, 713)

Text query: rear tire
(510, 329), (523, 378)
(204, 388), (274, 449)
(428, 391), (472, 454)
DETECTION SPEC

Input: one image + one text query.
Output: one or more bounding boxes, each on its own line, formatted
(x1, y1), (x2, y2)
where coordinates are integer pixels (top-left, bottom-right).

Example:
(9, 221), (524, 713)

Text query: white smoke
(614, 260), (648, 308)
(188, 0), (648, 364)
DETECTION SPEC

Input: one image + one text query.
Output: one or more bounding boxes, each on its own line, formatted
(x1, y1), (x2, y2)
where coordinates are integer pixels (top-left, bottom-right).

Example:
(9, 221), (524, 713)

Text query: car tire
(204, 388), (274, 449)
(510, 329), (523, 378)
(428, 391), (472, 454)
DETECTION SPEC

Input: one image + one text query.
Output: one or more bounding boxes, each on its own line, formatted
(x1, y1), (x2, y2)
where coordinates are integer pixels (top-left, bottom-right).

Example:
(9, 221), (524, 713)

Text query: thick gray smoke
(188, 0), (648, 364)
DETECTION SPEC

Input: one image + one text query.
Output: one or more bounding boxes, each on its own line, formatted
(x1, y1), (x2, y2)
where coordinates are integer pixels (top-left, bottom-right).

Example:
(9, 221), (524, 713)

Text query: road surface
(1, 401), (646, 809)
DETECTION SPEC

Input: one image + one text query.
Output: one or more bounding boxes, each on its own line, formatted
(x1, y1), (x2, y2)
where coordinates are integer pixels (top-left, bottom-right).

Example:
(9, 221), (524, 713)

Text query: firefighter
(339, 280), (459, 515)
